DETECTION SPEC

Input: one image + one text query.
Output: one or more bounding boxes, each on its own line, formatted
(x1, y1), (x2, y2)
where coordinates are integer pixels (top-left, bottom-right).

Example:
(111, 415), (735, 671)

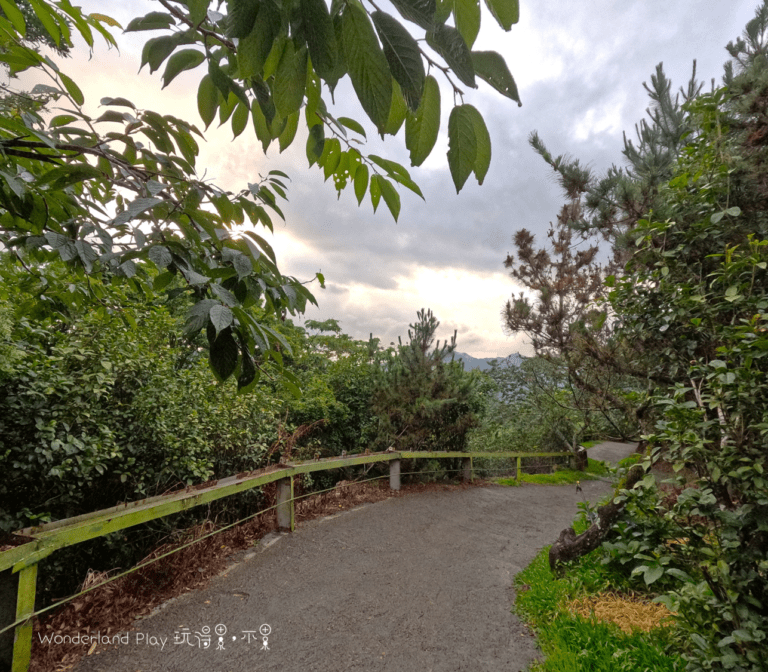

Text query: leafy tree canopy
(0, 0), (522, 391)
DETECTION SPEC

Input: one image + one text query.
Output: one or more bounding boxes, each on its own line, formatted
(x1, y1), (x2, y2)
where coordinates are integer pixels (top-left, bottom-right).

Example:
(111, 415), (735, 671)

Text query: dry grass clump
(567, 592), (675, 633)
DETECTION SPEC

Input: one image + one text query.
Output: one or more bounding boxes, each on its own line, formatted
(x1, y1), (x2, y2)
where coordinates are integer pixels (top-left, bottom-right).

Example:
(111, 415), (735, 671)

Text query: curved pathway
(73, 443), (637, 672)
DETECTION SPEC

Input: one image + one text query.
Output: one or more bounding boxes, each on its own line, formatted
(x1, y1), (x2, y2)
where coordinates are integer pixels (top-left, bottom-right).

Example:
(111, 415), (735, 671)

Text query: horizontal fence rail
(0, 450), (570, 672)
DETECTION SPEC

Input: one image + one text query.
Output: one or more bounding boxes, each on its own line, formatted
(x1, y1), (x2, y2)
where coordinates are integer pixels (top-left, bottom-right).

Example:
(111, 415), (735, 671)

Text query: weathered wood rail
(0, 450), (567, 672)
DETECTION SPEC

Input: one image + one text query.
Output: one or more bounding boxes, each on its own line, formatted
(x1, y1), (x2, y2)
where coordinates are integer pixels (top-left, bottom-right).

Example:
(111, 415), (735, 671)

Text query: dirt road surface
(71, 443), (637, 672)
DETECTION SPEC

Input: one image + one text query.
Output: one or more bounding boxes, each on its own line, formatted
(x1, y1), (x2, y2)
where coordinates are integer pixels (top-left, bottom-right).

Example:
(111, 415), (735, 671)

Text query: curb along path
(72, 443), (637, 672)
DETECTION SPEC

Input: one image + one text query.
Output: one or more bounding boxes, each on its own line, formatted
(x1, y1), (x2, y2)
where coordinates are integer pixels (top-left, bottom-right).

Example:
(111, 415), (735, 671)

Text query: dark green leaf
(185, 299), (219, 337)
(114, 197), (163, 225)
(464, 104), (490, 183)
(162, 49), (205, 88)
(378, 176), (401, 221)
(148, 245), (173, 269)
(453, 0), (480, 47)
(471, 50), (521, 104)
(372, 11), (425, 111)
(237, 1), (280, 78)
(389, 0), (435, 30)
(484, 0), (518, 30)
(237, 350), (258, 393)
(427, 24), (475, 88)
(370, 173), (381, 212)
(251, 101), (272, 153)
(306, 119), (325, 165)
(153, 271), (175, 290)
(100, 96), (136, 109)
(211, 283), (238, 306)
(141, 34), (184, 74)
(231, 101), (249, 138)
(354, 163), (369, 204)
(59, 72), (84, 105)
(279, 110), (300, 152)
(301, 0), (340, 81)
(125, 11), (176, 32)
(405, 75), (440, 166)
(225, 0), (259, 38)
(209, 328), (239, 381)
(209, 304), (234, 334)
(337, 116), (366, 137)
(384, 80), (408, 135)
(342, 3), (392, 132)
(447, 104), (477, 192)
(273, 41), (308, 119)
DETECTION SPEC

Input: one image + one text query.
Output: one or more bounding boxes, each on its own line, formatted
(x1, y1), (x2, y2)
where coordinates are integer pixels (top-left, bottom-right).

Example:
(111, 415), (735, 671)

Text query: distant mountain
(447, 352), (525, 371)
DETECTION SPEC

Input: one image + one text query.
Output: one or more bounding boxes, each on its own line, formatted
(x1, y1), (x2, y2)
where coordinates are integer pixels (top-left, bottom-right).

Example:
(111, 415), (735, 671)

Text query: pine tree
(371, 309), (481, 453)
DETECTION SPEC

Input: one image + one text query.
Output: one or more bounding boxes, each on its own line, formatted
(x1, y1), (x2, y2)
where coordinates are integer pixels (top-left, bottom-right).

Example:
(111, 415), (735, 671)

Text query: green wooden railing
(0, 450), (568, 671)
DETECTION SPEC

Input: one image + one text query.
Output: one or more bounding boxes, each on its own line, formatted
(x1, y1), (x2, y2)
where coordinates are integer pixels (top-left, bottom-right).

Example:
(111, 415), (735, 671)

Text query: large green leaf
(405, 75), (440, 167)
(384, 80), (408, 136)
(0, 0), (26, 35)
(279, 110), (300, 152)
(141, 34), (186, 74)
(209, 304), (234, 335)
(341, 3), (392, 132)
(236, 1), (281, 79)
(484, 0), (518, 30)
(306, 123), (325, 166)
(453, 0), (480, 47)
(231, 101), (249, 138)
(378, 176), (401, 221)
(426, 24), (475, 88)
(389, 0), (436, 30)
(471, 50), (521, 105)
(197, 74), (218, 128)
(209, 327), (239, 382)
(125, 11), (175, 32)
(372, 11), (425, 111)
(354, 163), (369, 204)
(447, 104), (477, 192)
(273, 41), (308, 119)
(300, 0), (340, 82)
(225, 0), (259, 38)
(251, 102), (272, 153)
(59, 72), (84, 105)
(162, 49), (205, 88)
(464, 104), (491, 184)
(434, 0), (452, 24)
(237, 350), (259, 393)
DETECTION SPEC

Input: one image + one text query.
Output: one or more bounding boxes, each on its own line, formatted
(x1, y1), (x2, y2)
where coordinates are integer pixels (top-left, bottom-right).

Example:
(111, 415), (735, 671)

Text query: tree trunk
(548, 464), (644, 572)
(572, 445), (588, 471)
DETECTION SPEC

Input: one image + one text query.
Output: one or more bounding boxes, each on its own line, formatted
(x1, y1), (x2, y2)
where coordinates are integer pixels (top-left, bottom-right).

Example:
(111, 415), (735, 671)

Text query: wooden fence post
(461, 457), (472, 483)
(12, 563), (37, 672)
(389, 460), (400, 491)
(276, 477), (294, 532)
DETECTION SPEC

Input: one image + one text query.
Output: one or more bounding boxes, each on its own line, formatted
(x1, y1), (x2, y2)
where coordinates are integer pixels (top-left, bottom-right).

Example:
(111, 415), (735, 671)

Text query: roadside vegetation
(501, 3), (768, 669)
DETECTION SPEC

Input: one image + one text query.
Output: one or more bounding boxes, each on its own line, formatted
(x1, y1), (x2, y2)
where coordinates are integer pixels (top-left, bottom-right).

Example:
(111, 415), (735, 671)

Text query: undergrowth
(514, 548), (683, 672)
(497, 458), (608, 486)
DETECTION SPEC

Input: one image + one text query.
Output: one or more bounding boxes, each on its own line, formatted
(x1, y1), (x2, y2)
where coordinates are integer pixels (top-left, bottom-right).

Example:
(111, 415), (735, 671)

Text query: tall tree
(371, 308), (482, 452)
(516, 4), (768, 668)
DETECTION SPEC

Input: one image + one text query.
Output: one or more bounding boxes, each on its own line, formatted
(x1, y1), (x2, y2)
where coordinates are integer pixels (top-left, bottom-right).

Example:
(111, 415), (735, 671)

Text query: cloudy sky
(21, 0), (760, 356)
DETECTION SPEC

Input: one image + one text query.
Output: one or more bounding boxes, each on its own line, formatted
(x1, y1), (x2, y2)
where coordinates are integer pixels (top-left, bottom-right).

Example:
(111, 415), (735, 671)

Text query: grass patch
(617, 453), (642, 469)
(580, 440), (600, 449)
(514, 548), (682, 672)
(497, 459), (608, 487)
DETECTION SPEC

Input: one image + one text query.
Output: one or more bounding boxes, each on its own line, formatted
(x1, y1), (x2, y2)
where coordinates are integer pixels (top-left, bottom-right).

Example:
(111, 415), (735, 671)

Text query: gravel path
(71, 443), (637, 672)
